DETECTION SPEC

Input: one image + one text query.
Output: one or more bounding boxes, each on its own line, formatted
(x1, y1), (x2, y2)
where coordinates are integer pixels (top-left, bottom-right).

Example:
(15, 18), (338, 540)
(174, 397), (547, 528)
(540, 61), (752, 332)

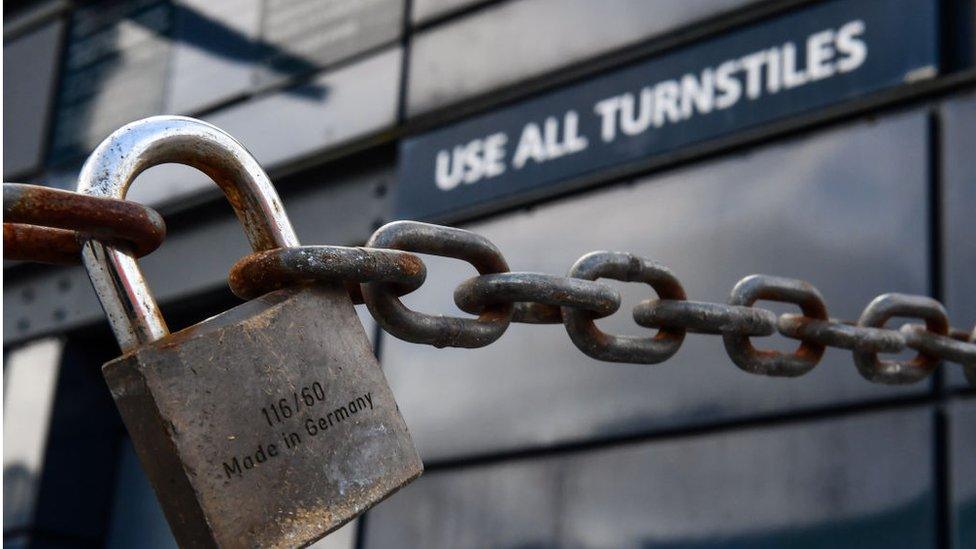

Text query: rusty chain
(5, 184), (974, 386)
(3, 183), (166, 264)
(240, 220), (973, 386)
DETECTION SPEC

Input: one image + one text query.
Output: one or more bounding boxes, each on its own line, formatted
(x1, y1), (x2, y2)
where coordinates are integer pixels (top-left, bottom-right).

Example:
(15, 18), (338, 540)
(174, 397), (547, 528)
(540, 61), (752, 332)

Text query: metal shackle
(77, 116), (299, 352)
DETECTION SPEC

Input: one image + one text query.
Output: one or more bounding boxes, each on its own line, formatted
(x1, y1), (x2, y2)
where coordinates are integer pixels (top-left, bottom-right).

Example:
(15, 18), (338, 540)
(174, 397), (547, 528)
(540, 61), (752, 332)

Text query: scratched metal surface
(103, 285), (421, 547)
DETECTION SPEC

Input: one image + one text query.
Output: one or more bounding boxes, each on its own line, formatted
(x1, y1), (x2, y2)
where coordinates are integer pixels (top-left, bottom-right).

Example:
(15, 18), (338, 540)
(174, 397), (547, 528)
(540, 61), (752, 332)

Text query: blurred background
(3, 0), (975, 547)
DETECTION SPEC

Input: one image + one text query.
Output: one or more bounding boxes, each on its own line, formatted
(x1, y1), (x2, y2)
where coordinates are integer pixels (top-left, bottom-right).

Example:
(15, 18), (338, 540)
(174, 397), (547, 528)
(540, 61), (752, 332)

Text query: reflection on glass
(365, 409), (934, 548)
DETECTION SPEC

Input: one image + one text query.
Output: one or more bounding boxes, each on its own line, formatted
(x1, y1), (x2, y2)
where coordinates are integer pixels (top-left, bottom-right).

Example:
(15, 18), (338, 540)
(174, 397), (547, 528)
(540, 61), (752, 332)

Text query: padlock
(76, 116), (422, 548)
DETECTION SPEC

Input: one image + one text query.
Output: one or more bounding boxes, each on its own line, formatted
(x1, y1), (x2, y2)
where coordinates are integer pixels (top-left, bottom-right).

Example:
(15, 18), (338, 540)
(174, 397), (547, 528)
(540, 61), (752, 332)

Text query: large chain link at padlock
(76, 116), (422, 548)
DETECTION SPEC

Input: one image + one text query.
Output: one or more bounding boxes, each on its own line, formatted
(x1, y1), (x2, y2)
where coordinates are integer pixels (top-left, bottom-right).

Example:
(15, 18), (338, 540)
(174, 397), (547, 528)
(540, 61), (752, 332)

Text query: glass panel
(165, 0), (262, 114)
(407, 0), (759, 115)
(951, 398), (976, 548)
(2, 19), (65, 178)
(49, 0), (173, 164)
(129, 47), (401, 206)
(940, 93), (976, 389)
(411, 0), (486, 24)
(364, 408), (935, 548)
(257, 0), (403, 85)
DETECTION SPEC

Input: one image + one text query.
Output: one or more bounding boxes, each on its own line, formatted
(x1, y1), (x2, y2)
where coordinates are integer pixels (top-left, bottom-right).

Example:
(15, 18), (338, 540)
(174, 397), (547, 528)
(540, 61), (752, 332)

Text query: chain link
(562, 251), (687, 364)
(777, 315), (906, 353)
(723, 275), (829, 377)
(634, 299), (778, 337)
(5, 182), (973, 387)
(3, 183), (166, 264)
(228, 245), (426, 304)
(361, 221), (514, 348)
(454, 272), (620, 324)
(852, 294), (950, 384)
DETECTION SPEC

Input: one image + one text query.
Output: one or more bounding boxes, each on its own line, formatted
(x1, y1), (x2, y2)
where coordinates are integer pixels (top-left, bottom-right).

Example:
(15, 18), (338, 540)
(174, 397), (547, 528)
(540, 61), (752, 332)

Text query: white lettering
(594, 96), (621, 142)
(653, 80), (681, 127)
(461, 139), (484, 184)
(835, 20), (867, 73)
(715, 60), (742, 109)
(543, 116), (566, 158)
(512, 123), (546, 169)
(781, 42), (808, 88)
(680, 69), (714, 119)
(740, 51), (766, 99)
(563, 110), (589, 153)
(483, 132), (507, 178)
(435, 133), (510, 190)
(435, 147), (463, 191)
(806, 29), (836, 81)
(621, 89), (653, 136)
(765, 47), (782, 93)
(435, 19), (873, 190)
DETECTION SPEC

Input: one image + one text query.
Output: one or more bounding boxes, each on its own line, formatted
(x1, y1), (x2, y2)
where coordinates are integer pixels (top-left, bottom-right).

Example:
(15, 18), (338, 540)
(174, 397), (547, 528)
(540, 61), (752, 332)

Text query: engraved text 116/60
(221, 390), (374, 480)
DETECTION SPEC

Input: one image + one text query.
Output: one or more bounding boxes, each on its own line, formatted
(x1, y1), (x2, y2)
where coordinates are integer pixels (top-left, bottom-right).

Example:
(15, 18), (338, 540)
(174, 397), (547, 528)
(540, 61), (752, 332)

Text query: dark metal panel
(950, 397), (976, 549)
(165, 0), (262, 115)
(129, 47), (402, 208)
(2, 537), (29, 549)
(380, 111), (930, 460)
(2, 18), (65, 178)
(406, 0), (760, 116)
(364, 408), (935, 548)
(940, 93), (976, 389)
(31, 337), (125, 544)
(48, 0), (173, 165)
(256, 0), (403, 85)
(2, 164), (392, 346)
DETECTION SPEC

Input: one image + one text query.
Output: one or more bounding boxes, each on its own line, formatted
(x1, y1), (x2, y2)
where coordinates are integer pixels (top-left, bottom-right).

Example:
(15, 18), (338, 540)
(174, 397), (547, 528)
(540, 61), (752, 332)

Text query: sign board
(395, 0), (939, 219)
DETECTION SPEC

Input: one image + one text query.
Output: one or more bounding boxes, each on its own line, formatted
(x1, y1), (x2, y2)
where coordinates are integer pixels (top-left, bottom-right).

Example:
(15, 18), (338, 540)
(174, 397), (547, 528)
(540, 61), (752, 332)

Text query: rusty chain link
(454, 272), (621, 324)
(634, 299), (778, 337)
(361, 221), (514, 348)
(228, 245), (427, 305)
(723, 275), (829, 377)
(5, 184), (974, 387)
(852, 294), (950, 384)
(561, 251), (687, 364)
(3, 183), (165, 264)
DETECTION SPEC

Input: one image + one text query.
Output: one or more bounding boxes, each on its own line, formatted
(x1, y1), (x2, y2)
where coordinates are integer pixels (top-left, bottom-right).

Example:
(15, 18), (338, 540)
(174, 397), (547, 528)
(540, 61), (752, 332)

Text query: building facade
(3, 0), (975, 546)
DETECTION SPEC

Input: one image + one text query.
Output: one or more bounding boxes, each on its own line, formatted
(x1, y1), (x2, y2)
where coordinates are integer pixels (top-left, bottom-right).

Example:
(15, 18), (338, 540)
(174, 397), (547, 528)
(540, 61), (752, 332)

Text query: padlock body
(102, 285), (422, 548)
